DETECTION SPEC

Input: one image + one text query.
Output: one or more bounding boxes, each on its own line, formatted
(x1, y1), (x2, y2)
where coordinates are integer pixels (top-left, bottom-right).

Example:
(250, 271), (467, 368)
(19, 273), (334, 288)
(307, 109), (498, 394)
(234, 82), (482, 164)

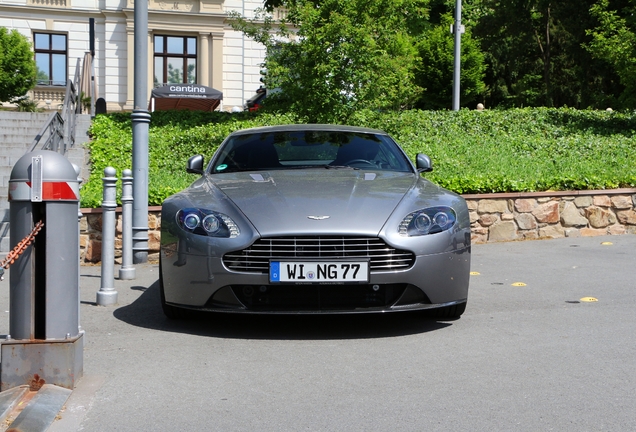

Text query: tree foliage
(235, 0), (636, 111)
(414, 13), (486, 109)
(0, 27), (36, 103)
(232, 0), (490, 119)
(471, 0), (623, 108)
(233, 0), (429, 122)
(585, 0), (636, 108)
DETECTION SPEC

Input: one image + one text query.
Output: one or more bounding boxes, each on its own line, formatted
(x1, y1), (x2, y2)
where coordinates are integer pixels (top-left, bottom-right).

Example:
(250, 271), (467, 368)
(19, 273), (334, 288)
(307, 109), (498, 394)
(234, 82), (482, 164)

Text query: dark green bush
(81, 107), (636, 208)
(348, 108), (636, 193)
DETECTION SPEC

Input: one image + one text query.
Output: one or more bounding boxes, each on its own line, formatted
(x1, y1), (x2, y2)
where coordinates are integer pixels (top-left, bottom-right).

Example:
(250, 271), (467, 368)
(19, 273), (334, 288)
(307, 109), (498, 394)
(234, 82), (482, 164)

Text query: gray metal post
(132, 0), (151, 264)
(4, 150), (83, 391)
(119, 169), (136, 279)
(452, 0), (463, 111)
(73, 163), (83, 333)
(97, 167), (118, 306)
(8, 151), (81, 340)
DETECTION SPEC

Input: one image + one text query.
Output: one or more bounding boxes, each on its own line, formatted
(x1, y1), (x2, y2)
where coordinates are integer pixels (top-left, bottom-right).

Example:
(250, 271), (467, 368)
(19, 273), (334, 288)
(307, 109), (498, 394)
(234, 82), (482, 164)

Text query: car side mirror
(416, 153), (433, 172)
(186, 154), (205, 174)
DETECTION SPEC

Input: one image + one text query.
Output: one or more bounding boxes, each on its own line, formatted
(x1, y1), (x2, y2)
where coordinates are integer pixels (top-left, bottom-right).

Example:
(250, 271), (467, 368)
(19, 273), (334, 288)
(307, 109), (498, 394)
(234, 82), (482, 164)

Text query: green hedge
(80, 108), (636, 208)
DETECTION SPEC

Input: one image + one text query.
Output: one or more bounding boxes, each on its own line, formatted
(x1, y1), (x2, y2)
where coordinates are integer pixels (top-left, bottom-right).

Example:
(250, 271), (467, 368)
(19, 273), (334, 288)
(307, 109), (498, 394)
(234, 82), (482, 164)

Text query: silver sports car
(160, 124), (471, 318)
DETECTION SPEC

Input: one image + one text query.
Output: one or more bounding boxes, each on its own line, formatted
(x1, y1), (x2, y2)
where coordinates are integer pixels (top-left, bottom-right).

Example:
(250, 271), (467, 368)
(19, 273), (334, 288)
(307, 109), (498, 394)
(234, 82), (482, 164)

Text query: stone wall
(464, 189), (636, 243)
(81, 209), (162, 263)
(79, 188), (636, 263)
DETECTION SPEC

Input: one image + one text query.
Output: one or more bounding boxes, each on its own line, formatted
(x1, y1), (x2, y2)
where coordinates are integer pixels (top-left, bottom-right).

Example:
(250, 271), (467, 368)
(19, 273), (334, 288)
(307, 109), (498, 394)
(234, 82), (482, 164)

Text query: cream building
(0, 0), (272, 112)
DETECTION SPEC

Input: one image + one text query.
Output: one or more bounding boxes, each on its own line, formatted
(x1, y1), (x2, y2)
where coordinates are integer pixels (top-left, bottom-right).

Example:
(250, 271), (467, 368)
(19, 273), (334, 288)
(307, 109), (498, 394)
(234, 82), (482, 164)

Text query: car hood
(206, 170), (418, 236)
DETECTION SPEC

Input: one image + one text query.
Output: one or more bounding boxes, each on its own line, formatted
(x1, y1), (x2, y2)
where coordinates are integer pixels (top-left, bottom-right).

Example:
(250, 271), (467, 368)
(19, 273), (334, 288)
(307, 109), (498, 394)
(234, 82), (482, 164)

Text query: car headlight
(176, 208), (240, 238)
(398, 206), (457, 236)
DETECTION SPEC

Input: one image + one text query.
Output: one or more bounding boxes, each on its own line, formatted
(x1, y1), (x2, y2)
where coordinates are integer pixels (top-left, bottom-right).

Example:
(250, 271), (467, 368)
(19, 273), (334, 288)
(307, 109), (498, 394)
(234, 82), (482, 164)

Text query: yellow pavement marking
(470, 271), (480, 275)
(511, 282), (527, 287)
(580, 297), (598, 302)
(601, 242), (613, 245)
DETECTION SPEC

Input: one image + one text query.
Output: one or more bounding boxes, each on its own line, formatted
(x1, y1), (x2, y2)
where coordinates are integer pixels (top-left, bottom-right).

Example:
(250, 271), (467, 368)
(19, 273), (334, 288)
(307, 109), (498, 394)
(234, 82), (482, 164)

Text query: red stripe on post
(41, 182), (78, 200)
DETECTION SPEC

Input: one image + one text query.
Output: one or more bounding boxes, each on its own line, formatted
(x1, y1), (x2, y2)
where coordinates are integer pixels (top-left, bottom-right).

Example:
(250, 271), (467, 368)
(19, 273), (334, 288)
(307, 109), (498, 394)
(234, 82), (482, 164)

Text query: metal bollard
(3, 150), (83, 391)
(96, 167), (118, 306)
(119, 169), (136, 279)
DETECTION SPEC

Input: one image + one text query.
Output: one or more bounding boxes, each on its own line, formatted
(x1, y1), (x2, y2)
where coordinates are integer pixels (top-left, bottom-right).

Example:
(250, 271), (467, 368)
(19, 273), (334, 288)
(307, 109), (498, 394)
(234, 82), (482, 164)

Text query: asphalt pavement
(1, 234), (635, 431)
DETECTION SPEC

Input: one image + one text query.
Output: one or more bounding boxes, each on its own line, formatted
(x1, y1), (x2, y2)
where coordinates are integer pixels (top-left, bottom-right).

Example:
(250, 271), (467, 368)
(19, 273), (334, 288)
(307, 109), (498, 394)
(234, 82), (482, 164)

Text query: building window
(34, 33), (67, 86)
(154, 35), (197, 86)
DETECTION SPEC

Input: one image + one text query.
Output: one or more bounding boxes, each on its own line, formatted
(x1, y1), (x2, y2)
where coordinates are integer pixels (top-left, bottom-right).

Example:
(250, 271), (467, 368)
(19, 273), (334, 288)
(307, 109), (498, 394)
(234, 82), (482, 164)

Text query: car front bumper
(160, 243), (470, 314)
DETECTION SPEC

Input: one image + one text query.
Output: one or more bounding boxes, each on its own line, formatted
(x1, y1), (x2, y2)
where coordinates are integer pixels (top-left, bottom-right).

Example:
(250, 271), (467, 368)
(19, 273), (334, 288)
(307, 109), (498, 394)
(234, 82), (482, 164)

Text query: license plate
(270, 261), (369, 283)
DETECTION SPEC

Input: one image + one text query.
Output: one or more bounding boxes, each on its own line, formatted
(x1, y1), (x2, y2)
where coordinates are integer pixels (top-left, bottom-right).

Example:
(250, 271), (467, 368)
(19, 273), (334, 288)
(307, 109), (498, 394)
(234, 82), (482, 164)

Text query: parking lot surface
(2, 235), (635, 431)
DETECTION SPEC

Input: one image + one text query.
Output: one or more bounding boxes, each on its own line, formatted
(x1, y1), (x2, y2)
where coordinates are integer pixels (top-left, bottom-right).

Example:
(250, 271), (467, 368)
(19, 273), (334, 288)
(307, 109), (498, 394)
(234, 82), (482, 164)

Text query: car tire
(430, 302), (467, 320)
(159, 259), (191, 320)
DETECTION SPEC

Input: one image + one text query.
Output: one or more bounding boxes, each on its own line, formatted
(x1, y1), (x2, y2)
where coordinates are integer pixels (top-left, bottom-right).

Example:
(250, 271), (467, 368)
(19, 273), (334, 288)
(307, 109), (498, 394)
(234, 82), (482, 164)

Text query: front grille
(223, 236), (415, 273)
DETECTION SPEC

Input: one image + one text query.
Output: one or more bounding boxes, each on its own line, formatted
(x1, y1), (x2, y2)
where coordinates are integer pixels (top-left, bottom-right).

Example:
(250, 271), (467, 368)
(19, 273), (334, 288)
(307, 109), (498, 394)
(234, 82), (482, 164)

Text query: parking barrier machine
(2, 150), (83, 392)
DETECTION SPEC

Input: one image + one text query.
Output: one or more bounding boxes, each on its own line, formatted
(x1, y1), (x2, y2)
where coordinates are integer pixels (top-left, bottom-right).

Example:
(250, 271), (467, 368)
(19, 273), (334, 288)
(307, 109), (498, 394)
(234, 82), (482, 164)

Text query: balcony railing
(28, 0), (68, 7)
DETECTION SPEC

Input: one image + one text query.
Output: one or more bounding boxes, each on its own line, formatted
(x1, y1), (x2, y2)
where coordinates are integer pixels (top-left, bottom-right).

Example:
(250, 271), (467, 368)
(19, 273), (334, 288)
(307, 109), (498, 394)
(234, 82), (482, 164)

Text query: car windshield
(210, 130), (413, 173)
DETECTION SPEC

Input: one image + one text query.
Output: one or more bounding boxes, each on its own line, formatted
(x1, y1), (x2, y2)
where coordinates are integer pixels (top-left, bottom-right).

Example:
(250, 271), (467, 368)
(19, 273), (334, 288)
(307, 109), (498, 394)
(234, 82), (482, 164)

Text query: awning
(150, 84), (223, 112)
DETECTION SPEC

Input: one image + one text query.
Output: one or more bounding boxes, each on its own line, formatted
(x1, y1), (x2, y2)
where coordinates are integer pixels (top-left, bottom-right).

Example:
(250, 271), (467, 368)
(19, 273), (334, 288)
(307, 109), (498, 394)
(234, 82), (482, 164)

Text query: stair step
(0, 112), (92, 253)
(0, 140), (35, 147)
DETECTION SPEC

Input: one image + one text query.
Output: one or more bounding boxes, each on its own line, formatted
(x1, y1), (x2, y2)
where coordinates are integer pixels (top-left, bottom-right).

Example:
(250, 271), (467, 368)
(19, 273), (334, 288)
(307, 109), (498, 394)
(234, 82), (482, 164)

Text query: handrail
(28, 57), (81, 155)
(28, 111), (65, 153)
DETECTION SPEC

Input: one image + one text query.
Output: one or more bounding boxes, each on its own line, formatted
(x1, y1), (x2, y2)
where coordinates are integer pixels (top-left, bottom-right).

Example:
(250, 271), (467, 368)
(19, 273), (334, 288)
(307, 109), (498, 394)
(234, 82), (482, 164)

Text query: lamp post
(452, 0), (464, 111)
(132, 0), (150, 263)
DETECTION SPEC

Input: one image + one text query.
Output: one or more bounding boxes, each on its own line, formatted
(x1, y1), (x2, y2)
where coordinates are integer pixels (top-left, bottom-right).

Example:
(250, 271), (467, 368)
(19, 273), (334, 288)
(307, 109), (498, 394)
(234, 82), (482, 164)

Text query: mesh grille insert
(223, 236), (414, 273)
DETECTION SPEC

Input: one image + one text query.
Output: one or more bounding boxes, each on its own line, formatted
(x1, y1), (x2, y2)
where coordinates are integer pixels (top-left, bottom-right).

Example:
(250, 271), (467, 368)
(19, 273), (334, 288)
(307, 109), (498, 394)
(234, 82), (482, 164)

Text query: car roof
(228, 124), (390, 137)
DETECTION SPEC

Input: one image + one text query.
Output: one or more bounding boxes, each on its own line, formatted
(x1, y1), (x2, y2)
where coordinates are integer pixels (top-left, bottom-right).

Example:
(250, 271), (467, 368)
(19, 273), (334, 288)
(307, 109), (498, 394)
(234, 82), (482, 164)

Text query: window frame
(153, 34), (198, 86)
(33, 32), (68, 87)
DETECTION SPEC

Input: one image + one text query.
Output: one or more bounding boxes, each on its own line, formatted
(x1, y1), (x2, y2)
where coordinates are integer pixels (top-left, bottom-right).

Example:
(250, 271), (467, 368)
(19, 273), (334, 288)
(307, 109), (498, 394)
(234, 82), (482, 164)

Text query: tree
(231, 0), (428, 122)
(0, 27), (36, 103)
(471, 0), (622, 108)
(414, 13), (486, 109)
(585, 0), (636, 108)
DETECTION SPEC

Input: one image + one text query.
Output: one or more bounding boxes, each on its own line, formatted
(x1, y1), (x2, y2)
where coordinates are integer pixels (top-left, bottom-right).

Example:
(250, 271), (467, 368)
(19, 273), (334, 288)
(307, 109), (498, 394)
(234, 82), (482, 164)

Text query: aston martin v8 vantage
(159, 124), (471, 318)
